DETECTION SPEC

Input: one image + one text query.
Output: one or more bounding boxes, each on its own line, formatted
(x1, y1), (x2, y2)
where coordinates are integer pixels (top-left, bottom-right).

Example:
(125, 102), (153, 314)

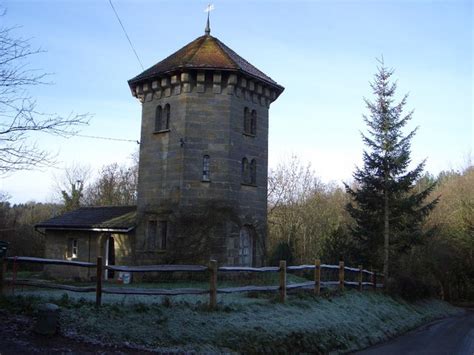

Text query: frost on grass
(5, 290), (461, 353)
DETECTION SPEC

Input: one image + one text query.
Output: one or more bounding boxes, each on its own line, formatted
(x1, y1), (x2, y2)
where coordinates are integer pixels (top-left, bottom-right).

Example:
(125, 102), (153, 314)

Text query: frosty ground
(0, 288), (461, 354)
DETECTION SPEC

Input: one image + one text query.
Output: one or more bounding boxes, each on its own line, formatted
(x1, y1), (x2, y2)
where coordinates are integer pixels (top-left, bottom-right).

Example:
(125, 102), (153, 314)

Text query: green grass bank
(0, 290), (461, 353)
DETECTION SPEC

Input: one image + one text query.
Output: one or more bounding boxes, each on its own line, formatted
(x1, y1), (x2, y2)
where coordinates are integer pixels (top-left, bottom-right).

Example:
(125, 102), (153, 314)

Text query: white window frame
(71, 239), (78, 259)
(202, 155), (210, 181)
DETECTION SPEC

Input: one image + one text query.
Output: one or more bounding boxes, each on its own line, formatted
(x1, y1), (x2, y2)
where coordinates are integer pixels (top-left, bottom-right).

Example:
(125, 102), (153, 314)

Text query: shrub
(387, 250), (438, 301)
(269, 241), (293, 266)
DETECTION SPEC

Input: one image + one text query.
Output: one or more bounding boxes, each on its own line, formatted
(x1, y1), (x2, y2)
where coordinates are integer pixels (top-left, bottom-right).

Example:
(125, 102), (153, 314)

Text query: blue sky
(0, 0), (472, 203)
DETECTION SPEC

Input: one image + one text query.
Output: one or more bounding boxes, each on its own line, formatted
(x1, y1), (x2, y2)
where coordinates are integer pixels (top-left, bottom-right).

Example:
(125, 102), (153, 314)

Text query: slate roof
(35, 206), (137, 233)
(128, 35), (284, 94)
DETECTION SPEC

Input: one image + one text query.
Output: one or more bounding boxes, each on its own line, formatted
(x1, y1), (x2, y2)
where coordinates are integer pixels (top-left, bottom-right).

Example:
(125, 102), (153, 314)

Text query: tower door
(104, 235), (115, 280)
(239, 227), (253, 267)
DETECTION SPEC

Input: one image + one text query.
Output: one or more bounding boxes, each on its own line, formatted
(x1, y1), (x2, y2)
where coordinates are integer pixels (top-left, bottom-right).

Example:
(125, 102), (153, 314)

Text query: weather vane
(204, 4), (214, 35)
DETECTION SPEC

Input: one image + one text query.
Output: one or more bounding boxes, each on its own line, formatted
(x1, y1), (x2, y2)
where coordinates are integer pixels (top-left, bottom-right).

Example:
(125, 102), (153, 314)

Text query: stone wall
(44, 230), (134, 280)
(134, 69), (276, 266)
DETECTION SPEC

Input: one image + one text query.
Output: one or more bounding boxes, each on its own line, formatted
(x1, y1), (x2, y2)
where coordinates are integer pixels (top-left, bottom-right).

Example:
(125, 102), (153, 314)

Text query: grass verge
(0, 290), (462, 354)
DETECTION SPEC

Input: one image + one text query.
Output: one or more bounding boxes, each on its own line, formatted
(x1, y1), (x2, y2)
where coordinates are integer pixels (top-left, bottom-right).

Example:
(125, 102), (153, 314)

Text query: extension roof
(35, 206), (137, 233)
(128, 34), (284, 95)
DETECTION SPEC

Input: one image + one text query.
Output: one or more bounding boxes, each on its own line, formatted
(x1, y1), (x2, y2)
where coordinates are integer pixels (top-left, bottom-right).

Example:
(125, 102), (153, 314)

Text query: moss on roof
(35, 206), (136, 232)
(128, 35), (283, 93)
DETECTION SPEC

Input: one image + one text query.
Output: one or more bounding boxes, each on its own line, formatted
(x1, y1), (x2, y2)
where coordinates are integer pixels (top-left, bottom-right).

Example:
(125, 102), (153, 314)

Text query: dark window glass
(250, 159), (257, 185)
(155, 106), (162, 131)
(202, 155), (210, 181)
(147, 220), (157, 249)
(243, 107), (250, 134)
(160, 221), (167, 250)
(67, 239), (78, 259)
(250, 110), (257, 135)
(242, 158), (249, 184)
(72, 239), (78, 258)
(164, 104), (170, 129)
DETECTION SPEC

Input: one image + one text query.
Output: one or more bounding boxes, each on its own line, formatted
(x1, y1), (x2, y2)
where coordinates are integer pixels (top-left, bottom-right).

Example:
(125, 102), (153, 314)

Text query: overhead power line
(75, 134), (140, 144)
(108, 0), (144, 70)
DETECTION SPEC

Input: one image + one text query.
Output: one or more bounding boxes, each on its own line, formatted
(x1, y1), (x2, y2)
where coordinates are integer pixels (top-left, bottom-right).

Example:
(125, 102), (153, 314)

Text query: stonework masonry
(37, 32), (283, 278)
(134, 70), (275, 266)
(44, 230), (134, 280)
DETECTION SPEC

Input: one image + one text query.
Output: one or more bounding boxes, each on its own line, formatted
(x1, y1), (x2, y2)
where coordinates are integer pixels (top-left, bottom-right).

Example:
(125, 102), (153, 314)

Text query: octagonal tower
(128, 28), (283, 266)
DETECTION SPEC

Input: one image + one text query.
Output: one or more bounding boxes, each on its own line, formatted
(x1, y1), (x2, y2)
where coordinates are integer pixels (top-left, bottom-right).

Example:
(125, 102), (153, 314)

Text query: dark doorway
(106, 236), (115, 279)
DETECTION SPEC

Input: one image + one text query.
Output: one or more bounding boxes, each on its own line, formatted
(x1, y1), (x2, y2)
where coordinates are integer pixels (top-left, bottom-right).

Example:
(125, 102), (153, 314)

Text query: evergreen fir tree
(345, 60), (437, 278)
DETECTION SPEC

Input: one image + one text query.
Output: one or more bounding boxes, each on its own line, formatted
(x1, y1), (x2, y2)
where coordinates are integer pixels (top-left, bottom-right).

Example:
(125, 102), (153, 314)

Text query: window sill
(242, 132), (256, 138)
(135, 249), (167, 254)
(153, 129), (170, 134)
(144, 250), (167, 254)
(241, 182), (257, 187)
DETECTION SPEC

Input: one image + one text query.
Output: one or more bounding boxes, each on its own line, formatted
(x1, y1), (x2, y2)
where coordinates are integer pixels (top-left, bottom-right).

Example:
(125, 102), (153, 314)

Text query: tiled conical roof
(128, 35), (283, 93)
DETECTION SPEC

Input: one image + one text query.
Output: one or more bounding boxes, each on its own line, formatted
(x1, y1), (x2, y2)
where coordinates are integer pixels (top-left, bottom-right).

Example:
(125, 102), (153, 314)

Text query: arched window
(250, 159), (257, 185)
(241, 157), (249, 184)
(164, 104), (170, 130)
(250, 110), (257, 135)
(202, 155), (210, 181)
(243, 107), (250, 134)
(239, 226), (253, 266)
(147, 220), (157, 249)
(155, 106), (162, 132)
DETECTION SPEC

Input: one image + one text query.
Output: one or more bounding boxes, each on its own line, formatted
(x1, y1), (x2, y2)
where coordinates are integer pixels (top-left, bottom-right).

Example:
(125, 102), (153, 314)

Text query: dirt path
(0, 311), (144, 354)
(356, 310), (474, 355)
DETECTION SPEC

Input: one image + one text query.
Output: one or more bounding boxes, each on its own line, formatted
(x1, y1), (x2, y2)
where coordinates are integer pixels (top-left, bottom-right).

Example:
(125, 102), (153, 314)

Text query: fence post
(372, 270), (377, 291)
(314, 259), (321, 296)
(339, 261), (344, 291)
(279, 260), (286, 303)
(358, 265), (363, 292)
(0, 259), (4, 296)
(12, 256), (18, 295)
(209, 259), (217, 310)
(96, 256), (103, 307)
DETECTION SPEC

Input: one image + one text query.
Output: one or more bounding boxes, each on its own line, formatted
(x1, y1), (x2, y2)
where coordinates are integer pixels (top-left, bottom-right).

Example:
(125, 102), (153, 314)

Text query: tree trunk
(440, 281), (445, 301)
(383, 188), (389, 279)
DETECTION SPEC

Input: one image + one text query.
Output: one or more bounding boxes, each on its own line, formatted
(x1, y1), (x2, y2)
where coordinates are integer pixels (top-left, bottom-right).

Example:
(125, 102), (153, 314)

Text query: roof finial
(204, 4), (214, 35)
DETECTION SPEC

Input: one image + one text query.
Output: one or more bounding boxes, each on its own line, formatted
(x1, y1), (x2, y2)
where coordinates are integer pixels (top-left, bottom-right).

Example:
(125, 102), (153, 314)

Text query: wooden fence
(0, 256), (384, 309)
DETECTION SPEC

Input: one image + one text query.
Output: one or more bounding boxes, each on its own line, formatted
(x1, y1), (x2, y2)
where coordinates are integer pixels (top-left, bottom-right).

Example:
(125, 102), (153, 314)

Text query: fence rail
(7, 278), (96, 293)
(0, 256), (384, 309)
(5, 256), (95, 268)
(103, 287), (208, 296)
(107, 264), (208, 273)
(219, 266), (280, 273)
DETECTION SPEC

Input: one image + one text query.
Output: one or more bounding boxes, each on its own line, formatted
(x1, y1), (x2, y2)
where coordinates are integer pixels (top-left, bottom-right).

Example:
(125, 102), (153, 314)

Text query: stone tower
(128, 26), (283, 266)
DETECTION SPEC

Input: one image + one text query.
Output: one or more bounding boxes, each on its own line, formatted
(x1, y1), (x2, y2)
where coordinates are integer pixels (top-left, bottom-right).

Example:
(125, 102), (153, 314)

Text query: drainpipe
(88, 233), (92, 279)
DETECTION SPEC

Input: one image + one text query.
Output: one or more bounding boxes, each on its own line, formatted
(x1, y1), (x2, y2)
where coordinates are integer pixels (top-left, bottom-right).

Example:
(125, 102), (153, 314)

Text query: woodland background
(0, 155), (472, 301)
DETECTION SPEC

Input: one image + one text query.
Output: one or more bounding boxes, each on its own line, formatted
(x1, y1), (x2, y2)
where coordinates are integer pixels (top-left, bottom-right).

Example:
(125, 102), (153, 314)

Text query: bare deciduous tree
(267, 156), (352, 264)
(0, 11), (88, 174)
(84, 162), (138, 206)
(423, 163), (474, 300)
(54, 154), (138, 210)
(54, 163), (91, 211)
